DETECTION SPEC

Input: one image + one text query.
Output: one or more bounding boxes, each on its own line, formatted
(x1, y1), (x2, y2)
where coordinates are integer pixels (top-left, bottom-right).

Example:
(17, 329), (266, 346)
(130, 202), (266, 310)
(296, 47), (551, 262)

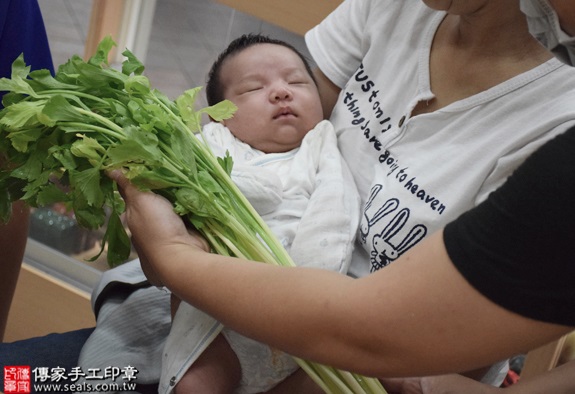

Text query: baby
(162, 33), (360, 394)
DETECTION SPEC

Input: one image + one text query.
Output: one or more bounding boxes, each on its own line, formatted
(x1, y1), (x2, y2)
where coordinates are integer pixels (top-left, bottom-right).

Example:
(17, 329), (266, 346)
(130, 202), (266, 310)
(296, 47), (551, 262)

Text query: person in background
(0, 0), (54, 342)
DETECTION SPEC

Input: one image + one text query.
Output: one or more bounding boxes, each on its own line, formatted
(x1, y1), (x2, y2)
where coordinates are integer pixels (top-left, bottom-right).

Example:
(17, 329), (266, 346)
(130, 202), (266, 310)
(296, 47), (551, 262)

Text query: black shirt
(444, 126), (575, 327)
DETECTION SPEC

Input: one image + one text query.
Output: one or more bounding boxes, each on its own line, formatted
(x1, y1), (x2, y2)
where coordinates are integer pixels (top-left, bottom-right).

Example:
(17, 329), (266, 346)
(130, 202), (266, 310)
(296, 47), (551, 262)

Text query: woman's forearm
(114, 172), (572, 379)
(155, 231), (572, 379)
(158, 246), (363, 364)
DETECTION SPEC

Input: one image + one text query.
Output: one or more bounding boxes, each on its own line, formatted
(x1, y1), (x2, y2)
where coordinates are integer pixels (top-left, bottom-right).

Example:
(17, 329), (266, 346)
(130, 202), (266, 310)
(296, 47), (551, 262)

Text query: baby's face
(220, 43), (323, 153)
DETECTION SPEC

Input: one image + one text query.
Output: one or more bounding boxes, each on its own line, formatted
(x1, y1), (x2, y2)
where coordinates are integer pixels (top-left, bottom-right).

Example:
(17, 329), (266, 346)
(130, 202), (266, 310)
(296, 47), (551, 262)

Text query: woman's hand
(109, 170), (209, 286)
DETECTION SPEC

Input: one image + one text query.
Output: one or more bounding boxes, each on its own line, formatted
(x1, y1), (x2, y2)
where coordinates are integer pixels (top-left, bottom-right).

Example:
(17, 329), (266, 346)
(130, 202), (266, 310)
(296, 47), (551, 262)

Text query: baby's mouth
(273, 107), (296, 119)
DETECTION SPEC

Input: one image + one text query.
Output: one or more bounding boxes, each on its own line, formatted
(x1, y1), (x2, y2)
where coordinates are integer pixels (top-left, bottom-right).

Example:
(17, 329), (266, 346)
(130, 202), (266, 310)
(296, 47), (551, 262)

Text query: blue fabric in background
(0, 4), (157, 393)
(0, 329), (159, 393)
(0, 329), (95, 393)
(0, 1), (91, 390)
(0, 0), (54, 106)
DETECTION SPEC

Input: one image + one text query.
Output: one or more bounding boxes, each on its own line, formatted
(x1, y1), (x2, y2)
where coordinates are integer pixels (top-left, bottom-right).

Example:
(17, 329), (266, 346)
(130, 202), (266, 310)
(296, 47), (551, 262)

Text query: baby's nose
(271, 85), (292, 102)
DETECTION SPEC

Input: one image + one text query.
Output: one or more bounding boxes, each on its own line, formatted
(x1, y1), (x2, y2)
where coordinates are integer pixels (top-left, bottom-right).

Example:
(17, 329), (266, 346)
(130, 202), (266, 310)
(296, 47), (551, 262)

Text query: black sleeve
(444, 126), (575, 327)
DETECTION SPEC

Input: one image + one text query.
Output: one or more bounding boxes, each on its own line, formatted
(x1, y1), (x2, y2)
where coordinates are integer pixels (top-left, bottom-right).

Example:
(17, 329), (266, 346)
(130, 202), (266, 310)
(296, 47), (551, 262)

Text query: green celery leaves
(0, 36), (238, 267)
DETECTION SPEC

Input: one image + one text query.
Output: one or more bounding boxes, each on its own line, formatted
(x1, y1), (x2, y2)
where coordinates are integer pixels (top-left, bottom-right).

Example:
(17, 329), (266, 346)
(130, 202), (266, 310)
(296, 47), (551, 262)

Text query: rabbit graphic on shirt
(360, 184), (427, 272)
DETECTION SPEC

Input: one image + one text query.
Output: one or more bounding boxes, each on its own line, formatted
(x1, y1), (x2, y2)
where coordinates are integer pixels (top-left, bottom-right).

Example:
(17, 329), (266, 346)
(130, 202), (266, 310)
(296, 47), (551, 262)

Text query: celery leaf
(201, 99), (237, 122)
(101, 210), (132, 267)
(121, 49), (145, 76)
(39, 95), (88, 126)
(0, 101), (45, 131)
(69, 167), (105, 207)
(88, 35), (116, 67)
(70, 135), (106, 165)
(176, 87), (203, 132)
(107, 126), (162, 167)
(36, 184), (69, 206)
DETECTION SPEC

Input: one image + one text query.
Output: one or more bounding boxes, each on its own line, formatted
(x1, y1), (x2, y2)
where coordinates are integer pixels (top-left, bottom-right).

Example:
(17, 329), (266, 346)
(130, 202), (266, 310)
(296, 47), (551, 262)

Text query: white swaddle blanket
(159, 120), (361, 393)
(76, 120), (359, 393)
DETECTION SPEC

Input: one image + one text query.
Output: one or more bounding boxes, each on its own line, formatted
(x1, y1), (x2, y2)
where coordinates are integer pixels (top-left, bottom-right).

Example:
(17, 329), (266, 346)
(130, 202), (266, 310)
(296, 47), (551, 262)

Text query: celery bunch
(0, 37), (387, 394)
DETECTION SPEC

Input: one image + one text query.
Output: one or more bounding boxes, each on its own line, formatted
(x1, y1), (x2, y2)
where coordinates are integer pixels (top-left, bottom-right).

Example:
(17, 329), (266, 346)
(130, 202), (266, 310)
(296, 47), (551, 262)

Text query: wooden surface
(4, 264), (94, 343)
(84, 0), (125, 60)
(559, 331), (575, 364)
(215, 0), (342, 35)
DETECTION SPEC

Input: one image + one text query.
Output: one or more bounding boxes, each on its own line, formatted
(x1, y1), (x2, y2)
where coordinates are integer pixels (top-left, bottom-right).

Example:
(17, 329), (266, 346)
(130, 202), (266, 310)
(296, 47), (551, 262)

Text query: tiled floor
(38, 0), (310, 105)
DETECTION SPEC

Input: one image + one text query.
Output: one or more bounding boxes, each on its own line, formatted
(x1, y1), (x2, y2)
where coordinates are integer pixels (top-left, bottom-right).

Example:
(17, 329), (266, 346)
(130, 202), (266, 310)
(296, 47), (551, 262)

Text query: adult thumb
(107, 169), (132, 200)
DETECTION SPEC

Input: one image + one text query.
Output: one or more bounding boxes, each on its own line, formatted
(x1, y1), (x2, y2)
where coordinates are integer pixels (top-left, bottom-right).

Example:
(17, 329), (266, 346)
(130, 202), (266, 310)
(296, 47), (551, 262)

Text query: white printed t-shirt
(306, 0), (575, 278)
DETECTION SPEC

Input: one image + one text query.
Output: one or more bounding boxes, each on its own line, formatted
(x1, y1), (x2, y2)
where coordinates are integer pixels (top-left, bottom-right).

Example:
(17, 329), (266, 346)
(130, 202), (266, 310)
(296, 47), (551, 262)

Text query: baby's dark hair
(205, 33), (316, 106)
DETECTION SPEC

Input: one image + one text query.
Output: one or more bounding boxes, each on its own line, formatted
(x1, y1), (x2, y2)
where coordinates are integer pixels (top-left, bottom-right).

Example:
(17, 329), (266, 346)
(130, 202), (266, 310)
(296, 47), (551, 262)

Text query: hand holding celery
(0, 37), (387, 394)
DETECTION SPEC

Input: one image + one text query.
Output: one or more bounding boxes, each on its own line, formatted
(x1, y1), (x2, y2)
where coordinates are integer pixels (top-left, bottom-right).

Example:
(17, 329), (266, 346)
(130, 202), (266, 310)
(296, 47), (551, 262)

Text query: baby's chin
(255, 136), (305, 154)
